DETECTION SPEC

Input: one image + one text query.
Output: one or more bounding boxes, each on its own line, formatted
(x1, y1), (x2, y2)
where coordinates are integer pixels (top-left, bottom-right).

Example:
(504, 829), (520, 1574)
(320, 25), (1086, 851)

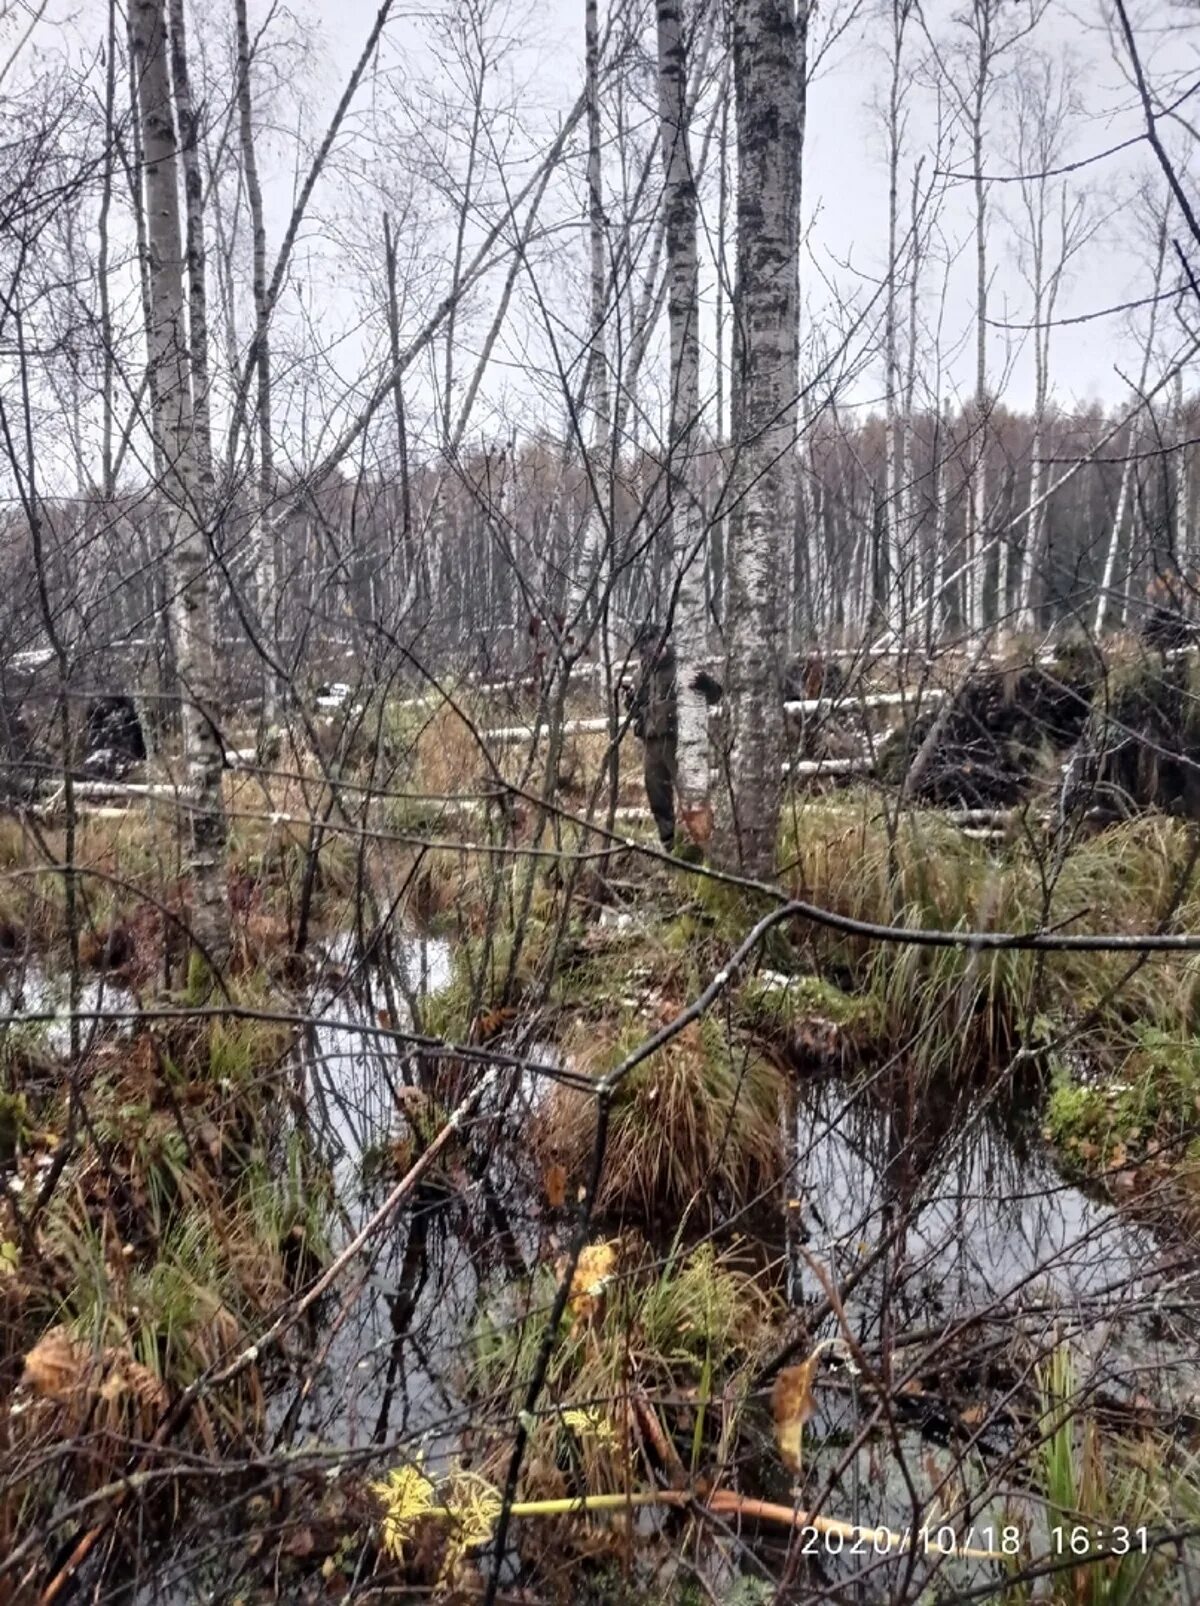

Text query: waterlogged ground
(14, 932), (1199, 1602)
(276, 937), (1200, 1599)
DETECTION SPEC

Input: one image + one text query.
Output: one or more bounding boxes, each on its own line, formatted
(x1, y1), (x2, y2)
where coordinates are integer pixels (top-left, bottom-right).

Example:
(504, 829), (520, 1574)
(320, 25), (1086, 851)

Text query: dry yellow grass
(535, 1011), (784, 1219)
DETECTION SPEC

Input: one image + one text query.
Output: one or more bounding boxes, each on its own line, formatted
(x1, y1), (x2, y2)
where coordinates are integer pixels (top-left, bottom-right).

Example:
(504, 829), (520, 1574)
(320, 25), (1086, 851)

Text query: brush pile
(878, 648), (1101, 807)
(1068, 651), (1200, 819)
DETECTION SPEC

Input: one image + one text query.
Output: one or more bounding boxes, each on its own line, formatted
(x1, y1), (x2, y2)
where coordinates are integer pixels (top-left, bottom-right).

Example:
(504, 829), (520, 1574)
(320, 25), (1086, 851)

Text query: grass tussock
(466, 1236), (775, 1513)
(0, 774), (368, 967)
(535, 1012), (784, 1220)
(778, 795), (1200, 1078)
(1026, 1343), (1166, 1605)
(0, 989), (332, 1559)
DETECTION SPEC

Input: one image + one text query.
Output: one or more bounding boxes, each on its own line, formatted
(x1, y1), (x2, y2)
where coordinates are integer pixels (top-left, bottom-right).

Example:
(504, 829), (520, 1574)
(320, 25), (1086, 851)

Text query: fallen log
(482, 716), (612, 744)
(783, 687), (947, 718)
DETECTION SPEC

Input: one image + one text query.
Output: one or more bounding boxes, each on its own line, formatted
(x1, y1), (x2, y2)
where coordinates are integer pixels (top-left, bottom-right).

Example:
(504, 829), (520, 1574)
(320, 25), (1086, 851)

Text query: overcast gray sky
(31, 0), (1200, 464)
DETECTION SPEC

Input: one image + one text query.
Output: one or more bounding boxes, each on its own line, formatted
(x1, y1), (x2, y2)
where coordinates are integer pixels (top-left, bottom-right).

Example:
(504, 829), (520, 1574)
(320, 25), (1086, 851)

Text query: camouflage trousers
(643, 733), (677, 848)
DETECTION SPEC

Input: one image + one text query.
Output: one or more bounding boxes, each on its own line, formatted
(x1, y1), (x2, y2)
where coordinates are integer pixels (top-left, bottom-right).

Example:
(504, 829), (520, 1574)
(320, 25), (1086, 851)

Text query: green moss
(1044, 1027), (1200, 1178)
(184, 947), (214, 1004)
(1045, 1079), (1113, 1149)
(0, 1090), (30, 1163)
(740, 971), (875, 1031)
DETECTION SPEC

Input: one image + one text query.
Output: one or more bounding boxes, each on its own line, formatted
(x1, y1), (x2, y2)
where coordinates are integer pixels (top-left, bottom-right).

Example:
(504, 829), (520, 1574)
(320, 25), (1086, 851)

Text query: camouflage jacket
(628, 642), (676, 741)
(628, 642), (722, 742)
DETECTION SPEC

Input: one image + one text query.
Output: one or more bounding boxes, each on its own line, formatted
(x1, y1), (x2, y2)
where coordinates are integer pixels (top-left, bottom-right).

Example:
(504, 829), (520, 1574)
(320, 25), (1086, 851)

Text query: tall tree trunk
(235, 0), (279, 723)
(883, 0), (910, 634)
(1094, 216), (1166, 634)
(932, 396), (951, 641)
(714, 72), (729, 628)
(129, 0), (230, 971)
(723, 0), (800, 874)
(571, 0), (612, 634)
(383, 213), (418, 622)
(657, 0), (709, 838)
(99, 0), (118, 500)
(1173, 367), (1192, 585)
(968, 67), (989, 638)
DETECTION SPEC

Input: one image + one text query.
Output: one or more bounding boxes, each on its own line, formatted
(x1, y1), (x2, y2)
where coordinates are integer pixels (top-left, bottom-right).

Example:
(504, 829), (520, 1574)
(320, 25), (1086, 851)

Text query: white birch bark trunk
(1173, 368), (1192, 586)
(570, 0), (612, 635)
(932, 397), (951, 640)
(1096, 424), (1138, 634)
(129, 0), (230, 969)
(657, 0), (709, 836)
(724, 0), (800, 873)
(882, 0), (908, 634)
(1094, 218), (1166, 634)
(234, 0), (279, 723)
(968, 71), (989, 639)
(901, 159), (922, 627)
(1017, 220), (1049, 635)
(714, 73), (730, 628)
(1019, 419), (1044, 633)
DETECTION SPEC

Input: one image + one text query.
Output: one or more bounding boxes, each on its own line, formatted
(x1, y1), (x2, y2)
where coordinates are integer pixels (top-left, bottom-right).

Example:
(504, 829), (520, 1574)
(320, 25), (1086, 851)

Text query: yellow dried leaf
(370, 1462), (437, 1558)
(439, 1469), (502, 1554)
(565, 1241), (617, 1323)
(562, 1406), (618, 1447)
(771, 1346), (827, 1473)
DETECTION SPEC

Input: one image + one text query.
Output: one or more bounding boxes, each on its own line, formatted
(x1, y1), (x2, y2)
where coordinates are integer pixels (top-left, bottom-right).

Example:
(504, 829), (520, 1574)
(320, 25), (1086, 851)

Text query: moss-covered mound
(878, 654), (1100, 807)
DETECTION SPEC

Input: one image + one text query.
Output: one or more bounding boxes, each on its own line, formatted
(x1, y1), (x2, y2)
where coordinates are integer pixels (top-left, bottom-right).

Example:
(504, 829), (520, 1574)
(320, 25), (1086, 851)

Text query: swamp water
(280, 940), (1200, 1599)
(9, 938), (1198, 1601)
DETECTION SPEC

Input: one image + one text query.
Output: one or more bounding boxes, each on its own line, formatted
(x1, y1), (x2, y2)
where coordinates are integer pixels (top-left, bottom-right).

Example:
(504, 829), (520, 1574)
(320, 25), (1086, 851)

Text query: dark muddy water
(281, 942), (1200, 1590)
(29, 934), (1193, 1601)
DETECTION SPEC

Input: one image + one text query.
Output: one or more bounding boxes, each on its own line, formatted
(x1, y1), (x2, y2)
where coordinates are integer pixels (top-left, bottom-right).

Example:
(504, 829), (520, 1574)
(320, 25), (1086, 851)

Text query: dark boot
(644, 735), (677, 848)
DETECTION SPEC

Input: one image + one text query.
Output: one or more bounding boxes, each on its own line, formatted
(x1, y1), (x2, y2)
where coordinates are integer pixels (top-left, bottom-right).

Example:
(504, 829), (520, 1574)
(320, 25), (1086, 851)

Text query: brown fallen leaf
(472, 1006), (517, 1043)
(23, 1326), (90, 1403)
(679, 801), (714, 847)
(284, 1525), (315, 1558)
(543, 1162), (567, 1210)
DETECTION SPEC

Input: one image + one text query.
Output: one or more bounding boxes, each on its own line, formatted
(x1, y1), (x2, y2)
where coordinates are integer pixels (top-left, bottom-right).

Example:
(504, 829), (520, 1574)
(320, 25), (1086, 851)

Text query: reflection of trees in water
(781, 1073), (1200, 1593)
(290, 964), (547, 1462)
(791, 1068), (1172, 1336)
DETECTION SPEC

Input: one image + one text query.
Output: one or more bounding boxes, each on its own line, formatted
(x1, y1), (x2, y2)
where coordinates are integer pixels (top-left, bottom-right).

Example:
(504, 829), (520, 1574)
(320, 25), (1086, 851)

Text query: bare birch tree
(931, 0), (1043, 636)
(723, 0), (801, 874)
(129, 0), (230, 970)
(657, 0), (710, 838)
(1095, 205), (1169, 633)
(1009, 52), (1093, 633)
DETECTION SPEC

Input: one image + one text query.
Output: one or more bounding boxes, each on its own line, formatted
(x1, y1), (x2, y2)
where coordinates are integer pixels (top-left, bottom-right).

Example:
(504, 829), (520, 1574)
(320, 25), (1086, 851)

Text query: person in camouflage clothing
(624, 624), (723, 849)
